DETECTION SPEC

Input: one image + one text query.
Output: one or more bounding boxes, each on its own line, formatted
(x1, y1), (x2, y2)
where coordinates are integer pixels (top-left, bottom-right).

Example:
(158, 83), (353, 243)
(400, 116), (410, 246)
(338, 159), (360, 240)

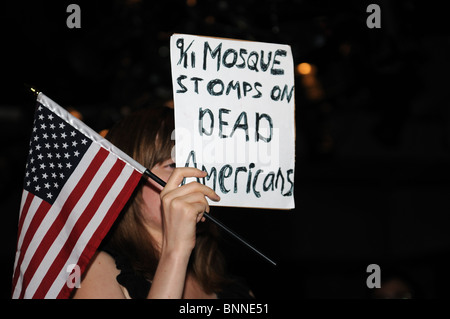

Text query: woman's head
(107, 106), (176, 243)
(103, 105), (228, 292)
(104, 106), (175, 276)
(106, 106), (174, 172)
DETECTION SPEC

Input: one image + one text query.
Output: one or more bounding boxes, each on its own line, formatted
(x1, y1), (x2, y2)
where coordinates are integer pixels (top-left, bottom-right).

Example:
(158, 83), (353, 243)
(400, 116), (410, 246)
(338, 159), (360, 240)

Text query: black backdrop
(1, 0), (450, 299)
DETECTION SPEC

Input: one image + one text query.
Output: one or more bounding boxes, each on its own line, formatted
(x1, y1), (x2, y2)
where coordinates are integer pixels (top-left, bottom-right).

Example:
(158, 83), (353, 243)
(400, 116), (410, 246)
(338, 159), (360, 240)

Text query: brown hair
(103, 106), (228, 294)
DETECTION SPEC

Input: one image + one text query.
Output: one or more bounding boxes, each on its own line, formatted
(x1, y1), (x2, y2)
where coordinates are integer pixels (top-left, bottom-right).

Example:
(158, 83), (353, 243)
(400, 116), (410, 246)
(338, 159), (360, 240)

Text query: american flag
(12, 93), (145, 298)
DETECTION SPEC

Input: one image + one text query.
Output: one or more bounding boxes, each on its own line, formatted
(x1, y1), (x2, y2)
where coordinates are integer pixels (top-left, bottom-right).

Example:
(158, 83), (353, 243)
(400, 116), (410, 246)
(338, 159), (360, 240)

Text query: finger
(165, 192), (209, 217)
(164, 167), (207, 191)
(185, 199), (209, 223)
(174, 192), (211, 213)
(163, 181), (220, 203)
(188, 202), (206, 223)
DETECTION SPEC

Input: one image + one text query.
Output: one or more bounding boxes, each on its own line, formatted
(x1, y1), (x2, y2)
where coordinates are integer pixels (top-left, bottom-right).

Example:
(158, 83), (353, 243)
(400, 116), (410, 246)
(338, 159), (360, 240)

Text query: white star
(48, 114), (54, 120)
(26, 181), (31, 187)
(38, 114), (44, 120)
(60, 173), (65, 179)
(43, 133), (48, 139)
(47, 153), (53, 159)
(54, 182), (59, 188)
(31, 167), (36, 173)
(58, 163), (63, 169)
(44, 183), (50, 189)
(59, 123), (65, 129)
(72, 141), (78, 147)
(81, 139), (87, 145)
(54, 143), (59, 149)
(45, 143), (51, 149)
(30, 158), (35, 163)
(74, 151), (80, 157)
(55, 153), (61, 159)
(51, 173), (57, 178)
(47, 193), (53, 199)
(37, 154), (43, 160)
(33, 135), (39, 141)
(62, 143), (68, 149)
(35, 185), (41, 192)
(64, 153), (70, 159)
(51, 133), (57, 139)
(40, 163), (46, 170)
(70, 131), (76, 137)
(50, 124), (55, 130)
(66, 162), (72, 169)
(61, 132), (67, 139)
(40, 123), (46, 130)
(49, 162), (55, 168)
(33, 176), (38, 182)
(35, 144), (41, 151)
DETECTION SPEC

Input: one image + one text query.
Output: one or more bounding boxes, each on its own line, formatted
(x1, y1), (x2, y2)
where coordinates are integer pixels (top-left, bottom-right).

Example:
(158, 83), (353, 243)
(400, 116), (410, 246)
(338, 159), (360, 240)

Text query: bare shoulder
(72, 251), (124, 299)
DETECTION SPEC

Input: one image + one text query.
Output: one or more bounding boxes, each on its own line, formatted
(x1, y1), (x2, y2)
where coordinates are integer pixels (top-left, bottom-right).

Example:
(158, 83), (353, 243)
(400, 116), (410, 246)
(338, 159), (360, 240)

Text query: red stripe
(11, 192), (37, 296)
(19, 147), (109, 299)
(33, 159), (126, 298)
(11, 191), (32, 297)
(11, 199), (51, 297)
(16, 192), (34, 244)
(57, 168), (142, 299)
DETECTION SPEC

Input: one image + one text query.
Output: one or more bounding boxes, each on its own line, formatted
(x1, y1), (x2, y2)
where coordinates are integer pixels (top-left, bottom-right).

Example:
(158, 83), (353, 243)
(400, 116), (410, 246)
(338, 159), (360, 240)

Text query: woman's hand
(146, 167), (220, 299)
(159, 167), (220, 257)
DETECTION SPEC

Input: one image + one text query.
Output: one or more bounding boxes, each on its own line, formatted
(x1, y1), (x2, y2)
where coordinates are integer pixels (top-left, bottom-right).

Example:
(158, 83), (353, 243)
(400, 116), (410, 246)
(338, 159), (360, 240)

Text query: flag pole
(144, 169), (277, 266)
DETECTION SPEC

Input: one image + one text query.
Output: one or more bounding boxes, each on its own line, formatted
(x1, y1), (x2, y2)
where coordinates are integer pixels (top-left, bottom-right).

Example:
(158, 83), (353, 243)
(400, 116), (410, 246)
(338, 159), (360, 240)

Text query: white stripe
(16, 194), (43, 255)
(24, 147), (117, 298)
(12, 143), (101, 299)
(45, 164), (136, 298)
(12, 189), (29, 283)
(18, 189), (28, 219)
(12, 262), (22, 299)
(12, 193), (43, 298)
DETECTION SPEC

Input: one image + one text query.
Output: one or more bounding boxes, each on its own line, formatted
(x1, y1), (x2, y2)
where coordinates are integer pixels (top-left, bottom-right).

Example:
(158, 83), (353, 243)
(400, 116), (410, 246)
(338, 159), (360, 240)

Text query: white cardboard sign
(170, 34), (295, 209)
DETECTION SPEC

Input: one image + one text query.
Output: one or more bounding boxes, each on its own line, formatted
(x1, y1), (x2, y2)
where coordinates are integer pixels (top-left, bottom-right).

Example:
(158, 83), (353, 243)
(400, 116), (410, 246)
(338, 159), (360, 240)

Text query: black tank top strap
(101, 245), (151, 299)
(100, 245), (253, 299)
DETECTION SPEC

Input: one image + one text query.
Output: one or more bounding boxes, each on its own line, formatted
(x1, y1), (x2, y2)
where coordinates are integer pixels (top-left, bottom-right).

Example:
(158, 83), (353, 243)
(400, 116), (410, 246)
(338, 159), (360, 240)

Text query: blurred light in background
(68, 108), (83, 121)
(296, 62), (313, 75)
(99, 129), (109, 137)
(297, 63), (324, 101)
(186, 0), (197, 7)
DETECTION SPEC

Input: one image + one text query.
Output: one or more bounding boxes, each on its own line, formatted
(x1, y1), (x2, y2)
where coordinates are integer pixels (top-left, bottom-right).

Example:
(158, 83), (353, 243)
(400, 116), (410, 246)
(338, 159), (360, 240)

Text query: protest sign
(170, 34), (295, 209)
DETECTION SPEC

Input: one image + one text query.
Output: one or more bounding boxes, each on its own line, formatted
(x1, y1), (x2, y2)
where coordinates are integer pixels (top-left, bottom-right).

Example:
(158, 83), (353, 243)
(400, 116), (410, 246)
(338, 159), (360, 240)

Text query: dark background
(1, 0), (450, 299)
